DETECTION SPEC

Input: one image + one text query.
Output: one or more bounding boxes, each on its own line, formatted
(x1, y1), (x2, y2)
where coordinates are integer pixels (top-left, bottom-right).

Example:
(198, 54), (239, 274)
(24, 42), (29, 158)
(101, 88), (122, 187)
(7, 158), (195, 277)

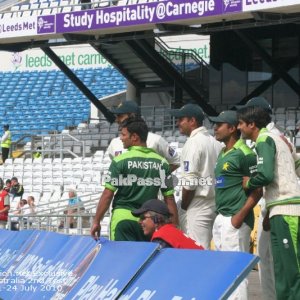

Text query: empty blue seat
(0, 67), (125, 134)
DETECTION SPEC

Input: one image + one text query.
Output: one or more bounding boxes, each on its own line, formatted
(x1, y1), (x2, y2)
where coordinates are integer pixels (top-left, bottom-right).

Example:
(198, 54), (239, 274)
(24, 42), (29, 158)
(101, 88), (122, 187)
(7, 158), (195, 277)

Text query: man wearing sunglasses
(132, 199), (204, 249)
(91, 117), (178, 242)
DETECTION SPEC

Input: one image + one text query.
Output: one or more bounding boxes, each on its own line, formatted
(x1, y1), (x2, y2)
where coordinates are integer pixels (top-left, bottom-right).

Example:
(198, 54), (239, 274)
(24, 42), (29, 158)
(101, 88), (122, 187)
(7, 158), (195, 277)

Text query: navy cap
(111, 101), (140, 114)
(209, 110), (238, 125)
(169, 104), (205, 121)
(245, 97), (272, 113)
(132, 199), (171, 217)
(235, 97), (272, 113)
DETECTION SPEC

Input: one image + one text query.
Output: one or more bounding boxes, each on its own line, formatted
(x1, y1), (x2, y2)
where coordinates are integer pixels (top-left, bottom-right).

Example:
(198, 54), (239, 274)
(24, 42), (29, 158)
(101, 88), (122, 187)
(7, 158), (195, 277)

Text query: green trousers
(110, 208), (149, 241)
(270, 215), (300, 300)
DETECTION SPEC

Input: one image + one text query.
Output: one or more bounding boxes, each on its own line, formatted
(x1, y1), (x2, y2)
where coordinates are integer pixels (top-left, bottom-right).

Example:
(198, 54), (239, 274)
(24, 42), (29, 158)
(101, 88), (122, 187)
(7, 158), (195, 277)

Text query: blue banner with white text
(0, 230), (258, 299)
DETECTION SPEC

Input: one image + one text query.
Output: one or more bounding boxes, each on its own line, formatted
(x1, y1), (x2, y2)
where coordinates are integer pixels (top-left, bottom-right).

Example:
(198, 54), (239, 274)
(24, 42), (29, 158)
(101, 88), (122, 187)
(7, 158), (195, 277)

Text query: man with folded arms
(209, 110), (262, 300)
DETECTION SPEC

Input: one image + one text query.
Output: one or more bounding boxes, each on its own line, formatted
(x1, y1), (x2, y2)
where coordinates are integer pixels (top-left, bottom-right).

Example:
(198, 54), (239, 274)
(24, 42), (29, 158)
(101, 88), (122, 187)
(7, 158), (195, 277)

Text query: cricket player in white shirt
(107, 100), (180, 172)
(170, 103), (223, 249)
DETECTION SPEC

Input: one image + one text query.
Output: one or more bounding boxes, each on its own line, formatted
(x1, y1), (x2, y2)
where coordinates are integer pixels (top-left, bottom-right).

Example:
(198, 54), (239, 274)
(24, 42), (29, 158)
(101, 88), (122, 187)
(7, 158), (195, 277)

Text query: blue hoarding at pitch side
(122, 248), (259, 300)
(0, 230), (38, 273)
(64, 241), (159, 299)
(8, 235), (99, 299)
(0, 230), (258, 299)
(0, 231), (70, 299)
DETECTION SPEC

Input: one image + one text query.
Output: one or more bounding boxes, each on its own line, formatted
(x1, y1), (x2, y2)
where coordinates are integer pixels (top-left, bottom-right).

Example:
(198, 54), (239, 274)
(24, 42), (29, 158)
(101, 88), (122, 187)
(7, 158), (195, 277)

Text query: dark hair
(120, 116), (148, 143)
(6, 179), (11, 184)
(225, 123), (241, 139)
(237, 107), (271, 129)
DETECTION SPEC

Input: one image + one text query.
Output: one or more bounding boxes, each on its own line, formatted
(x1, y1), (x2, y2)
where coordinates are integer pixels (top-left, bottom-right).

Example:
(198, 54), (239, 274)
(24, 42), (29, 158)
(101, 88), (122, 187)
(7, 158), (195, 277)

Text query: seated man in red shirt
(132, 199), (204, 249)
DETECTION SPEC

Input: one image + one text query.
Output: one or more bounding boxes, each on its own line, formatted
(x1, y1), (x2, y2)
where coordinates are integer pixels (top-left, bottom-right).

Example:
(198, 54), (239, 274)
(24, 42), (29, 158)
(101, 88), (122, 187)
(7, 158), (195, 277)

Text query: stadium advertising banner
(63, 241), (159, 300)
(55, 0), (240, 34)
(0, 15), (37, 38)
(242, 0), (300, 12)
(0, 230), (36, 273)
(0, 230), (258, 299)
(0, 0), (299, 39)
(0, 37), (210, 71)
(3, 45), (111, 71)
(2, 235), (100, 299)
(122, 248), (259, 299)
(0, 0), (242, 40)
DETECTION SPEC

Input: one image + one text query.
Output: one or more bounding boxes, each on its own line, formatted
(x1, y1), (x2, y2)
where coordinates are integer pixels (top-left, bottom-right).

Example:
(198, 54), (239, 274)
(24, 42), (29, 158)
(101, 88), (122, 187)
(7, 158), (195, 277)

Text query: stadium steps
(90, 40), (162, 87)
(90, 37), (216, 115)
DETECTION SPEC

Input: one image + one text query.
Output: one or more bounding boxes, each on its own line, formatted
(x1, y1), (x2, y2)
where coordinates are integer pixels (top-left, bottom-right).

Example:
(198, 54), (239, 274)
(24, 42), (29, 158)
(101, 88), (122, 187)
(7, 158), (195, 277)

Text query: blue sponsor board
(0, 230), (258, 299)
(0, 230), (37, 273)
(122, 248), (259, 300)
(10, 235), (99, 299)
(64, 241), (159, 299)
(0, 231), (70, 299)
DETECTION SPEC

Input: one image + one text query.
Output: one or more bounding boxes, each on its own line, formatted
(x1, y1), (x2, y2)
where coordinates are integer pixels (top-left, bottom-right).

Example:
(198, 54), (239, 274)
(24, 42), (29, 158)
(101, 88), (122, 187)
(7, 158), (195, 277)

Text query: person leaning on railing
(9, 177), (24, 199)
(59, 189), (84, 229)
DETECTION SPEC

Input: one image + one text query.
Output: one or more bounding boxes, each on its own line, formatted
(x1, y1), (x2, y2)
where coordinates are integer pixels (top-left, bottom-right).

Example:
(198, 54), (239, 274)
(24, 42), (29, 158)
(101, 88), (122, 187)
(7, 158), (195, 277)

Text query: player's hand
(262, 214), (270, 231)
(242, 176), (250, 190)
(231, 213), (243, 229)
(91, 223), (101, 241)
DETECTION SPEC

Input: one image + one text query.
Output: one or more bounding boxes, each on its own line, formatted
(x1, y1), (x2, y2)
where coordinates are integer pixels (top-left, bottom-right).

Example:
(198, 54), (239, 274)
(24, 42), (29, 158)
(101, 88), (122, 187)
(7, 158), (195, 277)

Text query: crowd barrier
(0, 230), (259, 299)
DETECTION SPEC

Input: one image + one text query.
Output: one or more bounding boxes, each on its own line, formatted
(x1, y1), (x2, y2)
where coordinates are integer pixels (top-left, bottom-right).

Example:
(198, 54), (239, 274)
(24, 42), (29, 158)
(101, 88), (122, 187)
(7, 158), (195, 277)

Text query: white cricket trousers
(257, 200), (276, 300)
(186, 198), (216, 249)
(213, 214), (251, 300)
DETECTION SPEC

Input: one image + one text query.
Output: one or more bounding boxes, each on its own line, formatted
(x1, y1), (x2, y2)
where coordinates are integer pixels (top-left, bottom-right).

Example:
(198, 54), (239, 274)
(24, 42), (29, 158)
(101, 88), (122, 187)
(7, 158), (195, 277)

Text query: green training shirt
(105, 146), (174, 210)
(247, 128), (276, 189)
(215, 139), (257, 229)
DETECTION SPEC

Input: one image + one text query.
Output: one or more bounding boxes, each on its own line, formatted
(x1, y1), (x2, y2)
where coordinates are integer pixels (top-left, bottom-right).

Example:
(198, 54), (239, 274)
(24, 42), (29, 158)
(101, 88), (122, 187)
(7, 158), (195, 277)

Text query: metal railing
(7, 192), (110, 236)
(11, 131), (87, 159)
(155, 37), (209, 75)
(155, 37), (210, 98)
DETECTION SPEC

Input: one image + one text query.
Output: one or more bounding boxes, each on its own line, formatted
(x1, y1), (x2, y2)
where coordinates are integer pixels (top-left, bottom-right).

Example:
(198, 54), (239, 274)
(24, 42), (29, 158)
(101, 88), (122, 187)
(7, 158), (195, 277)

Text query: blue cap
(209, 110), (238, 125)
(245, 97), (272, 113)
(111, 101), (140, 114)
(169, 104), (205, 121)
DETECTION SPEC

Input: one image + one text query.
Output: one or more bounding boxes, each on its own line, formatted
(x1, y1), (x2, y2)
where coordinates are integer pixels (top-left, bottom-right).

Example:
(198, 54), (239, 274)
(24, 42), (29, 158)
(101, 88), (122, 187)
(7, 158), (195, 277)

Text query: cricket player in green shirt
(238, 106), (300, 300)
(210, 110), (262, 300)
(91, 116), (178, 241)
